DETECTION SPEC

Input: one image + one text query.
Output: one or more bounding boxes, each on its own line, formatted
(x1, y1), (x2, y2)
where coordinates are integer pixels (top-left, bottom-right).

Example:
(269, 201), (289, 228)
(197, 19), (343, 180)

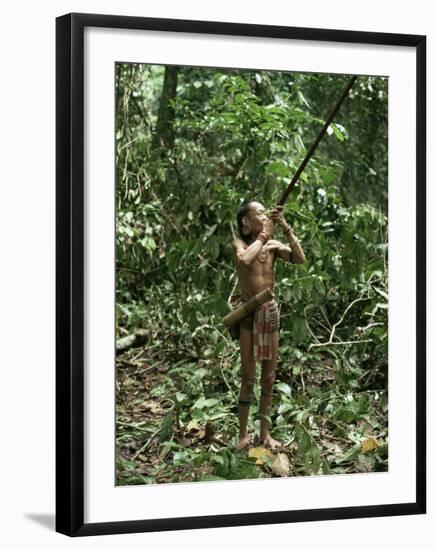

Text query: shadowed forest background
(115, 64), (388, 485)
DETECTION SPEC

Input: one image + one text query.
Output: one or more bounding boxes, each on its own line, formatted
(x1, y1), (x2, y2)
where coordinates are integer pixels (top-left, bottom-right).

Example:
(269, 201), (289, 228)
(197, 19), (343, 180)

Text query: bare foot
(259, 434), (282, 449)
(235, 435), (250, 451)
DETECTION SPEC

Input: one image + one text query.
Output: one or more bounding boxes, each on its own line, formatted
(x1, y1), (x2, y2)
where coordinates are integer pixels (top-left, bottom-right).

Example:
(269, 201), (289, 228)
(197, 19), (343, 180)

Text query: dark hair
(237, 199), (256, 243)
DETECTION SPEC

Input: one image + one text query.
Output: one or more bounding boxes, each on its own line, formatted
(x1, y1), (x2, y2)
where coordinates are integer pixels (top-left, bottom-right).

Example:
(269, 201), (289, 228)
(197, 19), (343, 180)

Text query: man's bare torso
(233, 239), (276, 300)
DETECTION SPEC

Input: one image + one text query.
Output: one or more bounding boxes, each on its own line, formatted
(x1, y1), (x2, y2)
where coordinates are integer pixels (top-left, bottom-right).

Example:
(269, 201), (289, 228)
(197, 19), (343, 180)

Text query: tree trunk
(153, 66), (179, 154)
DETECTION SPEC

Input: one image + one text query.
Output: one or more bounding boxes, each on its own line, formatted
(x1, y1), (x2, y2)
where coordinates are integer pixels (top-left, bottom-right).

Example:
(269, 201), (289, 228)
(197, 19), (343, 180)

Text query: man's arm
(231, 238), (264, 267)
(231, 219), (275, 267)
(269, 238), (305, 264)
(270, 206), (305, 264)
(283, 230), (305, 263)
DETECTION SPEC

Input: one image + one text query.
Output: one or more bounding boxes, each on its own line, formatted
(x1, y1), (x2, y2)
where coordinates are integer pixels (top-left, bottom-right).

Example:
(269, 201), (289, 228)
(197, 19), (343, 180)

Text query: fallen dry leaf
(144, 401), (164, 415)
(324, 440), (343, 456)
(186, 419), (205, 439)
(186, 419), (201, 432)
(361, 437), (379, 453)
(248, 447), (274, 465)
(272, 453), (290, 477)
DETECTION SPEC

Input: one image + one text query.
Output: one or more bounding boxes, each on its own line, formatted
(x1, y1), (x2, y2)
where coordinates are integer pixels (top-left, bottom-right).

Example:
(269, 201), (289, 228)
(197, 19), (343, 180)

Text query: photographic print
(56, 13), (425, 535)
(114, 63), (389, 486)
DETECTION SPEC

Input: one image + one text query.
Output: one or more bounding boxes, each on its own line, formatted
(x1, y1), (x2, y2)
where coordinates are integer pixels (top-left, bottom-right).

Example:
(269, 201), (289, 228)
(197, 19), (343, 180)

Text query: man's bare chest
(257, 245), (270, 264)
(247, 246), (275, 272)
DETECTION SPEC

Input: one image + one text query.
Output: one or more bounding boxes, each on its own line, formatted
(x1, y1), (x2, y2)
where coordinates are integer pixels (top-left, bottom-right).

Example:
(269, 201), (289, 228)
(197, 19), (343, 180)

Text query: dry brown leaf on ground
(186, 419), (206, 439)
(272, 453), (290, 477)
(323, 440), (343, 456)
(361, 437), (379, 453)
(248, 447), (274, 465)
(144, 401), (164, 415)
(186, 419), (200, 432)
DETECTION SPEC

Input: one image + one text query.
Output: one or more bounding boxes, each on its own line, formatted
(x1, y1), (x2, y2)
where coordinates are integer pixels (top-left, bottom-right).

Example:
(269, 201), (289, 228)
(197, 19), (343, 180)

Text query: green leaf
(297, 90), (310, 108)
(203, 398), (220, 408)
(268, 160), (290, 177)
(192, 396), (206, 409)
(330, 123), (345, 142)
(140, 236), (156, 251)
(276, 382), (292, 397)
(278, 402), (294, 414)
(298, 431), (311, 454)
(173, 450), (190, 466)
(176, 392), (187, 403)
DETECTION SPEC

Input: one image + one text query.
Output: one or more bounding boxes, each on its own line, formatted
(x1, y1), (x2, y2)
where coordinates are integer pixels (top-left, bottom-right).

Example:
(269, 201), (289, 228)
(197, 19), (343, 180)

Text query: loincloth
(228, 295), (280, 361)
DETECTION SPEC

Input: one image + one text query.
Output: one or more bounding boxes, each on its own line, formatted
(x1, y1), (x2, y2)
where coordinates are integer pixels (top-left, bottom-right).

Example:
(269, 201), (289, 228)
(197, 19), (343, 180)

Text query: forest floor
(115, 338), (388, 486)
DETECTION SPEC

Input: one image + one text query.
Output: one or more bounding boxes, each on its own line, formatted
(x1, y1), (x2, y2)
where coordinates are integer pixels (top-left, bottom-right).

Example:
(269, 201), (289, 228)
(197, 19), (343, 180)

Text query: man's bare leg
(236, 327), (256, 450)
(259, 330), (282, 449)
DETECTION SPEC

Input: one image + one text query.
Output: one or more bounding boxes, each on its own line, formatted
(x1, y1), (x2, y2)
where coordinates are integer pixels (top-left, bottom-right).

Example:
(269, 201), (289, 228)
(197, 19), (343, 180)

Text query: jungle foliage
(115, 64), (388, 485)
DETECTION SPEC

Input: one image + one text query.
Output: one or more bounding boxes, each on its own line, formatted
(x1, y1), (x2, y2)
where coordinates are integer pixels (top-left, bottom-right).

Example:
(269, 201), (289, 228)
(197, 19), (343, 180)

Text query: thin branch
(308, 295), (370, 351)
(309, 339), (373, 349)
(133, 425), (163, 461)
(116, 420), (149, 432)
(219, 349), (238, 401)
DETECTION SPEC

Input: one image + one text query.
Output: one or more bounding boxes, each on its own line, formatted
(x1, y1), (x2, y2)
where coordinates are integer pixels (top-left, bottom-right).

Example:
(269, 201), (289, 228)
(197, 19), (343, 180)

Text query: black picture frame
(56, 12), (426, 537)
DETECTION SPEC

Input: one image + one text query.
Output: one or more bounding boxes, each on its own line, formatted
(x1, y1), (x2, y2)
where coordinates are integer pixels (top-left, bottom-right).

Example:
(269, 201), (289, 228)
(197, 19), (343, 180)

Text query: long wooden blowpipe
(277, 75), (357, 207)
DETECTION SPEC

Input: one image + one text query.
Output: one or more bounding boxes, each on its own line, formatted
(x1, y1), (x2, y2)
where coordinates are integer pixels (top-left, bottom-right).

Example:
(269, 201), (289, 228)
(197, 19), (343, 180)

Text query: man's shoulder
(231, 238), (246, 250)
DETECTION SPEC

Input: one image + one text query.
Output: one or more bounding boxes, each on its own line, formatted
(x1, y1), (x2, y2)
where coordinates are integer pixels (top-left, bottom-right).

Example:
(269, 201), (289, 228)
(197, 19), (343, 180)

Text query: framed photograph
(56, 12), (426, 536)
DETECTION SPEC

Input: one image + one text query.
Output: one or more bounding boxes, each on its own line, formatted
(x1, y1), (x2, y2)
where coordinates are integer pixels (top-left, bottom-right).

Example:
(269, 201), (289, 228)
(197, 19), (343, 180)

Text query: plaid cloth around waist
(253, 300), (280, 361)
(230, 295), (280, 361)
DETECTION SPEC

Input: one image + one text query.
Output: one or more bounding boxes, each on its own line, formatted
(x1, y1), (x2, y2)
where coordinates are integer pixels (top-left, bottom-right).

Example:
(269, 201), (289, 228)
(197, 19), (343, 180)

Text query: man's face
(245, 202), (267, 235)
